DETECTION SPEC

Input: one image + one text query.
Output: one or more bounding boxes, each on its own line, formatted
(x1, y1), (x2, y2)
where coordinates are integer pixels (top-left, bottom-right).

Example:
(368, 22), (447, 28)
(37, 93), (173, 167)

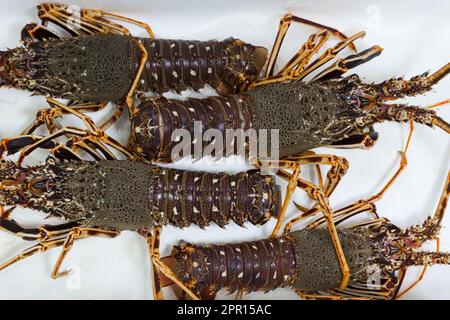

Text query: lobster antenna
(406, 251), (450, 266)
(431, 114), (450, 134)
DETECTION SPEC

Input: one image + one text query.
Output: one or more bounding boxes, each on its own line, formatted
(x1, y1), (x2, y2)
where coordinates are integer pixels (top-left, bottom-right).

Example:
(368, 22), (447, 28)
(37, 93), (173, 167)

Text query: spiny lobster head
(0, 158), (96, 222)
(0, 159), (55, 208)
(0, 46), (35, 88)
(336, 72), (450, 135)
(370, 218), (450, 276)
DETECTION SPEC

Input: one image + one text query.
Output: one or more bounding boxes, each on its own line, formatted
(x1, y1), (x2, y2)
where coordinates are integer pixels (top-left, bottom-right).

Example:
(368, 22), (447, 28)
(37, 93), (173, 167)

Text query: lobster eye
(367, 125), (379, 140)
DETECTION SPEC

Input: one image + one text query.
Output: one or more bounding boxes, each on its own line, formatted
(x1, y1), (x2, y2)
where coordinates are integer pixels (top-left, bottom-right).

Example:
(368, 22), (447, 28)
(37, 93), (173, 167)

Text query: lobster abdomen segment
(173, 236), (296, 298)
(130, 94), (253, 162)
(148, 167), (281, 228)
(138, 37), (267, 94)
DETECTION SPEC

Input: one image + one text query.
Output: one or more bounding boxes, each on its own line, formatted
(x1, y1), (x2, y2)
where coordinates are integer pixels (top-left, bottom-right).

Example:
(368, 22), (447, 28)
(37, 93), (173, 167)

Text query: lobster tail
(148, 168), (281, 228)
(130, 94), (253, 163)
(172, 236), (296, 299)
(138, 38), (267, 95)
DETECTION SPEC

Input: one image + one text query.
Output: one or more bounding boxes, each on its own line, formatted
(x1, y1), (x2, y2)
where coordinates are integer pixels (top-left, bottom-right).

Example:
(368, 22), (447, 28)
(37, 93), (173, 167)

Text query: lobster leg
(314, 190), (350, 290)
(65, 136), (119, 161)
(51, 227), (120, 279)
(328, 132), (378, 149)
(0, 218), (80, 242)
(149, 227), (201, 300)
(252, 30), (365, 88)
(0, 238), (69, 272)
(79, 7), (155, 38)
(265, 13), (357, 78)
(257, 157), (350, 290)
(306, 121), (413, 231)
(0, 225), (119, 277)
(15, 124), (133, 165)
(270, 152), (349, 227)
(19, 98), (125, 160)
(295, 31), (366, 81)
(21, 99), (108, 135)
(1, 129), (120, 163)
(296, 290), (360, 300)
(37, 3), (154, 38)
(352, 120), (412, 206)
(0, 221), (78, 272)
(13, 128), (87, 165)
(146, 228), (163, 300)
(281, 153), (349, 200)
(249, 30), (330, 89)
(21, 22), (60, 42)
(0, 135), (58, 159)
(44, 98), (105, 134)
(125, 40), (148, 116)
(277, 30), (329, 76)
(312, 45), (383, 81)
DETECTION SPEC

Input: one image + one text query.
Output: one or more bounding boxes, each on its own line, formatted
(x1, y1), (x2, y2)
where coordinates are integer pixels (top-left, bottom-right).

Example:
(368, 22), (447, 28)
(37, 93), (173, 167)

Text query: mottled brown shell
(129, 80), (368, 163)
(172, 236), (296, 298)
(246, 81), (365, 158)
(0, 159), (280, 231)
(171, 229), (376, 297)
(289, 229), (373, 291)
(129, 95), (252, 162)
(10, 34), (267, 101)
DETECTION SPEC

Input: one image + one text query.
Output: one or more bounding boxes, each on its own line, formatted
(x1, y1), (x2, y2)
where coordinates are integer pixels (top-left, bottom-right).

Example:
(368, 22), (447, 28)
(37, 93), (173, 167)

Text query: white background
(0, 0), (448, 299)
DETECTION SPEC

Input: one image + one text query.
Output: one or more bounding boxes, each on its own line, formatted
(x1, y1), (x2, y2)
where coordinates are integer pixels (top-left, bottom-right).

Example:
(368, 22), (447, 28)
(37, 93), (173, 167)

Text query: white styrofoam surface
(0, 0), (448, 299)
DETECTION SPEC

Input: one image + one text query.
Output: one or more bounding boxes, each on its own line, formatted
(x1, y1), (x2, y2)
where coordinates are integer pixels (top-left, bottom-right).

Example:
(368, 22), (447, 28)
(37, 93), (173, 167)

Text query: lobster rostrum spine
(0, 159), (280, 230)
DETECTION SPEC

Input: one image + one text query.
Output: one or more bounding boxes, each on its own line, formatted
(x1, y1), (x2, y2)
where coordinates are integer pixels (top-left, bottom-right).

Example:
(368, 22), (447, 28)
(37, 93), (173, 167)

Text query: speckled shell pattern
(130, 80), (364, 162)
(130, 94), (252, 163)
(20, 34), (265, 102)
(173, 236), (297, 298)
(0, 160), (280, 231)
(148, 167), (281, 228)
(246, 81), (365, 158)
(289, 229), (373, 292)
(173, 229), (376, 296)
(136, 37), (265, 94)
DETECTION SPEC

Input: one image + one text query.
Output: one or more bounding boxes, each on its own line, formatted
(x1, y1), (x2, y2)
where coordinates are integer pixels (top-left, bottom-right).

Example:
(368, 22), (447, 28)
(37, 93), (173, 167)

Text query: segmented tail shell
(129, 94), (252, 163)
(136, 38), (267, 94)
(172, 236), (296, 299)
(148, 167), (280, 228)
